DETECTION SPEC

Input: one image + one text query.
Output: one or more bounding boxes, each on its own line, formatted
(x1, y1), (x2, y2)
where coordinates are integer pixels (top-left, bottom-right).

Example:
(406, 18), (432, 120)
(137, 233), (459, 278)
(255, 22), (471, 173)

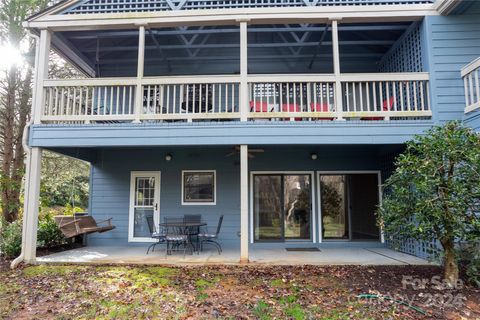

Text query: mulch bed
(0, 263), (478, 319)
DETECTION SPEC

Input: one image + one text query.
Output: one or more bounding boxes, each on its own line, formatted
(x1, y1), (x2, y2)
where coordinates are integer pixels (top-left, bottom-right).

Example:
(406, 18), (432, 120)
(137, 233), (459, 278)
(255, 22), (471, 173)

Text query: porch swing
(54, 172), (116, 239)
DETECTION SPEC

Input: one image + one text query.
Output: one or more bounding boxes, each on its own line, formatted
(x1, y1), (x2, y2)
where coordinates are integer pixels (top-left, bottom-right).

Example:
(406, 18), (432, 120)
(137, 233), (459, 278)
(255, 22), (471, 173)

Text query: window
(182, 171), (216, 205)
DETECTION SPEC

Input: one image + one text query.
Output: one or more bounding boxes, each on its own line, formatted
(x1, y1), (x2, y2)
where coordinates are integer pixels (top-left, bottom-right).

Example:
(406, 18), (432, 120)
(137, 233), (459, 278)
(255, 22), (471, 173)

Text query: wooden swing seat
(54, 215), (115, 239)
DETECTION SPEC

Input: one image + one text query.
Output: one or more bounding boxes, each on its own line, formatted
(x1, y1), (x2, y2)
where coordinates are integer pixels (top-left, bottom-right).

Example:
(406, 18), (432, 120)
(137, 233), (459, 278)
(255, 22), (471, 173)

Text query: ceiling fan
(226, 146), (265, 158)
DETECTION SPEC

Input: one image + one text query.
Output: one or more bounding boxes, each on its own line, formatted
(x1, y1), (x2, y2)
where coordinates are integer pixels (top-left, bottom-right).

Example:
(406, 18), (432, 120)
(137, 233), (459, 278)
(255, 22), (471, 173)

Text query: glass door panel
(253, 174), (312, 242)
(320, 175), (349, 240)
(284, 175), (311, 240)
(129, 172), (160, 241)
(254, 175), (282, 241)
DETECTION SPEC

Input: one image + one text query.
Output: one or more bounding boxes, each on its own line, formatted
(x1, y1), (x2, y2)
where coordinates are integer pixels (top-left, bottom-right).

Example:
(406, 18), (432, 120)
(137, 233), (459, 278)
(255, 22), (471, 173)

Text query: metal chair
(146, 215), (166, 254)
(164, 217), (189, 257)
(184, 214), (202, 252)
(198, 215), (224, 254)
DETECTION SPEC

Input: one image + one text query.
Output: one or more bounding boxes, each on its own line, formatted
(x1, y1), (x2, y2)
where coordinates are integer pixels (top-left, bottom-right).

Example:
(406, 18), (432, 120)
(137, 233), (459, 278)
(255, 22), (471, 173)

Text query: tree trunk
(442, 238), (459, 287)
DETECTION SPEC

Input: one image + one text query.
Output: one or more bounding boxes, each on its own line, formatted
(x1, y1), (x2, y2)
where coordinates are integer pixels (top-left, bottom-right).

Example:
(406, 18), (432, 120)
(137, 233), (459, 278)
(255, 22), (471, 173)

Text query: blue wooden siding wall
(87, 145), (388, 247)
(423, 2), (480, 125)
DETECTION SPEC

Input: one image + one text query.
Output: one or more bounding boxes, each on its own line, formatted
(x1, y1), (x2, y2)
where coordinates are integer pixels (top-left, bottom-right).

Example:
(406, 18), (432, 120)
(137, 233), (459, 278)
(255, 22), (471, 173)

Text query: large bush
(37, 213), (66, 248)
(0, 219), (22, 258)
(377, 122), (480, 286)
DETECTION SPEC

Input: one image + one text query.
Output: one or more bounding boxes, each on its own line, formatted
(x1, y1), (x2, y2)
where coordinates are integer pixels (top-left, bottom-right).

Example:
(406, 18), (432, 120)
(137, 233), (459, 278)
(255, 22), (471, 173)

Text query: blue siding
(88, 145), (391, 247)
(424, 2), (480, 123)
(464, 110), (480, 131)
(30, 121), (433, 148)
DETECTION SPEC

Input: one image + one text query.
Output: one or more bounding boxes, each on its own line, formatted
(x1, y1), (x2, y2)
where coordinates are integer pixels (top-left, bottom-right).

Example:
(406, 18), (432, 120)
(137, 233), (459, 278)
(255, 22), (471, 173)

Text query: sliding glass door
(253, 174), (311, 242)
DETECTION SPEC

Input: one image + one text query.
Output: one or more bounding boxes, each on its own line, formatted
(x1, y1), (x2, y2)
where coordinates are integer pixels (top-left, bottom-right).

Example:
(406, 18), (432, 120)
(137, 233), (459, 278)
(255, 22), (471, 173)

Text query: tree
(40, 151), (90, 209)
(377, 121), (480, 286)
(0, 0), (50, 222)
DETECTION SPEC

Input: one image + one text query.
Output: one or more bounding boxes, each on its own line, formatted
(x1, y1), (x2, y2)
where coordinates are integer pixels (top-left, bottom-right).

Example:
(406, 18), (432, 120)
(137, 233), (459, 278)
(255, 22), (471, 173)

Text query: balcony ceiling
(55, 22), (413, 77)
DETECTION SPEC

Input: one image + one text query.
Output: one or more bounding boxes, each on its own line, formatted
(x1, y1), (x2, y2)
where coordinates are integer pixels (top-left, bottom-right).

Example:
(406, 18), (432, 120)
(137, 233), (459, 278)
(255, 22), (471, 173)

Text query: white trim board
(128, 171), (161, 243)
(25, 4), (438, 31)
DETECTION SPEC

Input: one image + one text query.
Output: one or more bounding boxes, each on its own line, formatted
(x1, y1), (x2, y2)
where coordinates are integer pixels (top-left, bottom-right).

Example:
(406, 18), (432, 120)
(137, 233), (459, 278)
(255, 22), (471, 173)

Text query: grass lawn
(0, 261), (479, 319)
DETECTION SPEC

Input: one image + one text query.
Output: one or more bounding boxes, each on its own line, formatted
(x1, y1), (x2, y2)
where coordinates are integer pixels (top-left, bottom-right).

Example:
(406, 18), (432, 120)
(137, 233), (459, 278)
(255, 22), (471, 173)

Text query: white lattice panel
(63, 0), (434, 14)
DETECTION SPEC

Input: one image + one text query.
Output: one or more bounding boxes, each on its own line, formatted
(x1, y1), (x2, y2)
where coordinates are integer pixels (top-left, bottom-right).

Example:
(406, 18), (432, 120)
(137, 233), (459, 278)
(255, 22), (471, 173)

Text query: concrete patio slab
(36, 245), (435, 266)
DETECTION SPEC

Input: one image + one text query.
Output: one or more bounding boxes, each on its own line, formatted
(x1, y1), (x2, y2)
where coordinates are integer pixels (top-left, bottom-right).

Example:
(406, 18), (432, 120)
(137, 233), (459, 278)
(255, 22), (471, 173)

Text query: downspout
(11, 32), (40, 269)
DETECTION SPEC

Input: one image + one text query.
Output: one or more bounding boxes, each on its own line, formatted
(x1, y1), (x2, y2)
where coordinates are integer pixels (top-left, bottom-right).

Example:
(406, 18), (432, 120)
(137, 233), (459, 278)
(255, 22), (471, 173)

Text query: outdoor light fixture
(311, 153), (318, 160)
(165, 154), (173, 161)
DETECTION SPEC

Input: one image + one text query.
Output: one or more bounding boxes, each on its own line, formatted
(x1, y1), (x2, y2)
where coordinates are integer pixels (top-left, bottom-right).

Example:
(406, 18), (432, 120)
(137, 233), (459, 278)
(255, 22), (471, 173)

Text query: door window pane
(284, 175), (311, 240)
(183, 171), (215, 203)
(133, 208), (153, 238)
(254, 175), (282, 241)
(320, 175), (348, 239)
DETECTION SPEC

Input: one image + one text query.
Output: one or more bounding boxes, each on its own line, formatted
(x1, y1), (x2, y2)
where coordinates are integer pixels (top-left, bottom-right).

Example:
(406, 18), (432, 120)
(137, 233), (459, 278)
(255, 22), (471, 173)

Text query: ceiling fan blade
(225, 152), (236, 157)
(249, 149), (265, 153)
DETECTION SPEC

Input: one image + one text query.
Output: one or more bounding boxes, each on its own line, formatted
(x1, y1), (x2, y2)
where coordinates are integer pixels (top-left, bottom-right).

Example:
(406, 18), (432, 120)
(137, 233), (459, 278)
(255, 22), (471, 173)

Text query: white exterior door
(129, 171), (161, 242)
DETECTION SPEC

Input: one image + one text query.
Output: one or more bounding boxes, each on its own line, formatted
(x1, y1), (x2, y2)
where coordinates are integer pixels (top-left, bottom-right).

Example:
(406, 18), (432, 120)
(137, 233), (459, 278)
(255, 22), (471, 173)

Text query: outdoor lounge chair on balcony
(361, 96), (395, 120)
(310, 102), (334, 120)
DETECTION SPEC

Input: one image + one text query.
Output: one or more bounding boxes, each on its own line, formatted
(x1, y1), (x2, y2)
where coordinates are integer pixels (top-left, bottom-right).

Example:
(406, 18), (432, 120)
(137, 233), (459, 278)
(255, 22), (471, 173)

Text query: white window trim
(249, 171), (316, 244)
(181, 170), (216, 206)
(128, 171), (161, 242)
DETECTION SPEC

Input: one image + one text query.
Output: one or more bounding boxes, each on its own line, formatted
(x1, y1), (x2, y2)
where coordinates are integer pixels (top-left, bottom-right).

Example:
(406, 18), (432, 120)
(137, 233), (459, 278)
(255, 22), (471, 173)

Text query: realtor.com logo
(355, 276), (466, 313)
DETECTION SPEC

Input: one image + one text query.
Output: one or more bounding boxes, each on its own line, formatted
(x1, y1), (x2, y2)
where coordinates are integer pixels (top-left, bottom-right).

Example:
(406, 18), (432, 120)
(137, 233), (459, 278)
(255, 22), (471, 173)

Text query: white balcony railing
(462, 58), (480, 114)
(41, 73), (431, 123)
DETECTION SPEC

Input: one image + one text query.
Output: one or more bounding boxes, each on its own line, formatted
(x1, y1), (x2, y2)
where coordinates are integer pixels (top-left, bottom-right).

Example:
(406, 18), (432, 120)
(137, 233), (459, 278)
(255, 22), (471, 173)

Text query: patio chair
(360, 96), (394, 120)
(145, 215), (166, 254)
(198, 215), (224, 254)
(281, 103), (302, 121)
(164, 217), (189, 257)
(310, 102), (334, 120)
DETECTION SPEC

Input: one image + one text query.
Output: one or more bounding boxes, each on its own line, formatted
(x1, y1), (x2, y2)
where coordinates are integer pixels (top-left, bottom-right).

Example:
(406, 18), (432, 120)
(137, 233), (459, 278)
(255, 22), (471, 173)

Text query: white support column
(331, 19), (344, 121)
(134, 25), (146, 123)
(239, 20), (249, 121)
(240, 144), (249, 263)
(23, 147), (43, 263)
(33, 29), (51, 124)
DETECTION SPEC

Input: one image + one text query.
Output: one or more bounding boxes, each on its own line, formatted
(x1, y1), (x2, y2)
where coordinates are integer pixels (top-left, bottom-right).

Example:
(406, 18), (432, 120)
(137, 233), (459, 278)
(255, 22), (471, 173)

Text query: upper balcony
(33, 19), (431, 126)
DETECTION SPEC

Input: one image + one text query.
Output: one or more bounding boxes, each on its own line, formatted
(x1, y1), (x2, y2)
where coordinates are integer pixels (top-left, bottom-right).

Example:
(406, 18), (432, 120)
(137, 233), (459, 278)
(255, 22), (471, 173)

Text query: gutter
(11, 32), (40, 269)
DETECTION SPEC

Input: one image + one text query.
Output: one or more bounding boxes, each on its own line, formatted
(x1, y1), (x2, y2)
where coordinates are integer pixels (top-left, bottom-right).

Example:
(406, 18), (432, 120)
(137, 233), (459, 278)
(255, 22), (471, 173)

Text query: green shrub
(0, 220), (22, 259)
(37, 213), (66, 248)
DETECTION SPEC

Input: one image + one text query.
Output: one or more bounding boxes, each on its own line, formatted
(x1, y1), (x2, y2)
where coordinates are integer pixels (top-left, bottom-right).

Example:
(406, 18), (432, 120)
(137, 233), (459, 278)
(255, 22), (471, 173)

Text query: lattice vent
(62, 0), (435, 14)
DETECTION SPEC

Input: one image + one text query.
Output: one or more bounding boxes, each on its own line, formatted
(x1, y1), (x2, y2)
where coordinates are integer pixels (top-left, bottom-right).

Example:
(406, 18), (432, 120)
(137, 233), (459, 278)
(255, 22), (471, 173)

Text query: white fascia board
(434, 0), (462, 15)
(25, 4), (438, 31)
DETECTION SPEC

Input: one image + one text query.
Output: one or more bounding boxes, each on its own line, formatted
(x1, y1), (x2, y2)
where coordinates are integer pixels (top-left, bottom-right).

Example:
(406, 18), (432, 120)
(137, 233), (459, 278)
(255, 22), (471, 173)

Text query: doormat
(285, 247), (320, 252)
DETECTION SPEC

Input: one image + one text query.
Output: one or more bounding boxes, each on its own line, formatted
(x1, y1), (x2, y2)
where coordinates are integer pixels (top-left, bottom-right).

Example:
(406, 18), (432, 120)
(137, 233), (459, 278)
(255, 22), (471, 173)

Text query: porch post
(239, 20), (249, 121)
(240, 144), (249, 262)
(134, 24), (146, 123)
(33, 29), (51, 124)
(23, 147), (43, 263)
(331, 19), (344, 121)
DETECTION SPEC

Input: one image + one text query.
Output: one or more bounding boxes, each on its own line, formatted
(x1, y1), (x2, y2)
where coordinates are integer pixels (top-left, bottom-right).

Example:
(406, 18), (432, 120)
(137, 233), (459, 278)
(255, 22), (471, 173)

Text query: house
(18, 0), (480, 265)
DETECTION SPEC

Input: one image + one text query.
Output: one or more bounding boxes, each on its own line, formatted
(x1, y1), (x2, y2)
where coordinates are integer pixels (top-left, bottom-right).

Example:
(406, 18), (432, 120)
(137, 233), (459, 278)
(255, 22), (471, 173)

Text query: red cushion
(310, 103), (329, 112)
(281, 104), (301, 121)
(249, 101), (269, 112)
(281, 103), (300, 112)
(361, 96), (394, 120)
(382, 96), (395, 111)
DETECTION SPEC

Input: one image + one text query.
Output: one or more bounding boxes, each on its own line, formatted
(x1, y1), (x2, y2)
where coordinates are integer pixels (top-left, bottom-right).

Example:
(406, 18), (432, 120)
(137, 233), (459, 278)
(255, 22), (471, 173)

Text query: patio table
(159, 221), (207, 253)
